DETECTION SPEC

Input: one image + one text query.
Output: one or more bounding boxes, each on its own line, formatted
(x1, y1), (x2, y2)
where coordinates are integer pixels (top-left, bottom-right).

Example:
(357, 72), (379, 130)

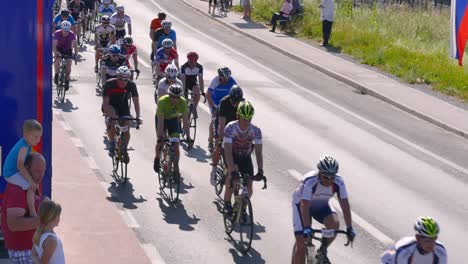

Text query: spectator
(319, 0), (334, 46)
(2, 119), (43, 216)
(1, 152), (46, 264)
(32, 200), (65, 264)
(208, 0), (217, 15)
(268, 0), (293, 33)
(242, 0), (252, 20)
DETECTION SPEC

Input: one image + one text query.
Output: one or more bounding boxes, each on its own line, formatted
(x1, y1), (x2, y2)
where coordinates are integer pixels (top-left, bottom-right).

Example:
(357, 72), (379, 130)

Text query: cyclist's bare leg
(248, 179), (253, 199)
(193, 85), (201, 108)
(292, 235), (306, 264)
(107, 121), (116, 142)
(208, 119), (214, 146)
(223, 164), (238, 203)
(323, 214), (340, 245)
(66, 59), (72, 81)
(54, 56), (61, 74)
(174, 141), (180, 172)
(95, 49), (100, 67)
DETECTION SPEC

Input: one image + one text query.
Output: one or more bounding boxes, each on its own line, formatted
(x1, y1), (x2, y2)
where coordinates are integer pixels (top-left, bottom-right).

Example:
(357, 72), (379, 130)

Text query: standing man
(319, 0), (334, 46)
(242, 0), (252, 20)
(1, 153), (46, 264)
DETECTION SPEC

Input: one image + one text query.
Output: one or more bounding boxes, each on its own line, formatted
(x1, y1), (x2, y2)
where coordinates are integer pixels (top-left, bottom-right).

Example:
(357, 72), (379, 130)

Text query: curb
(179, 0), (468, 140)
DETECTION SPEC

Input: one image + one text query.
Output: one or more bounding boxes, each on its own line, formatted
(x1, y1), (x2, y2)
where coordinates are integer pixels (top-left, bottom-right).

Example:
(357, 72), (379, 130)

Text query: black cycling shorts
(57, 48), (73, 57)
(99, 40), (109, 48)
(116, 29), (126, 40)
(155, 117), (181, 137)
(111, 104), (131, 117)
(71, 13), (81, 22)
(233, 155), (254, 178)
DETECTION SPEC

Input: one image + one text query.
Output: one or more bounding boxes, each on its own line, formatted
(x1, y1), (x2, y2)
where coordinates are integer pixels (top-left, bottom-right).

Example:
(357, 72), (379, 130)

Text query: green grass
(246, 0), (468, 100)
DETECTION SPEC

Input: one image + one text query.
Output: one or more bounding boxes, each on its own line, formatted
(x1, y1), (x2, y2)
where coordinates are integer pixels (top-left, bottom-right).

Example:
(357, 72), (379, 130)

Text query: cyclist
(82, 0), (97, 27)
(67, 0), (86, 44)
(120, 35), (139, 79)
(156, 65), (183, 102)
(53, 9), (77, 32)
(98, 0), (115, 18)
(153, 84), (192, 174)
(100, 44), (127, 83)
(102, 66), (141, 162)
(52, 21), (78, 91)
(180, 51), (204, 119)
(291, 156), (356, 264)
(152, 20), (177, 51)
(381, 216), (447, 264)
(110, 5), (132, 40)
(153, 38), (179, 84)
(210, 85), (243, 176)
(222, 101), (264, 218)
(206, 66), (237, 153)
(149, 12), (167, 61)
(94, 15), (116, 73)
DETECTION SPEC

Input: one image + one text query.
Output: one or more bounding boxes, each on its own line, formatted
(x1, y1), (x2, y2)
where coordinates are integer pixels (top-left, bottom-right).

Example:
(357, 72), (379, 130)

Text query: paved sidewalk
(52, 117), (151, 264)
(180, 0), (468, 139)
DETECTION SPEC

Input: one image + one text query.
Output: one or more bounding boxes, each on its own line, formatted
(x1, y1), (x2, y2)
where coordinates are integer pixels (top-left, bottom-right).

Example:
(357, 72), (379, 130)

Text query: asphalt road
(53, 0), (468, 262)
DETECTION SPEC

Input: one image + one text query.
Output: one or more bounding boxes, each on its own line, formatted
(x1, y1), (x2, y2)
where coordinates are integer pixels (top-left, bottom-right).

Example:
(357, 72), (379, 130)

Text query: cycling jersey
(181, 62), (203, 90)
(157, 78), (183, 97)
(68, 1), (86, 18)
(154, 47), (178, 72)
(218, 95), (242, 125)
(102, 79), (138, 117)
(98, 4), (115, 17)
(110, 13), (131, 31)
(95, 24), (116, 42)
(207, 77), (237, 106)
(381, 237), (447, 264)
(101, 56), (127, 77)
(53, 30), (76, 50)
(223, 120), (262, 157)
(153, 28), (177, 49)
(292, 171), (348, 205)
(156, 95), (188, 120)
(150, 18), (162, 31)
(120, 44), (137, 68)
(53, 15), (76, 29)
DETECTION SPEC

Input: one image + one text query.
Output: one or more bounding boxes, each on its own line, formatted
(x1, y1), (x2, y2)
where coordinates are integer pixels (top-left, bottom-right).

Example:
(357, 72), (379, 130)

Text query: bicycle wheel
(57, 66), (66, 103)
(224, 195), (240, 235)
(96, 67), (101, 89)
(167, 148), (180, 203)
(214, 164), (225, 196)
(239, 198), (254, 253)
(158, 146), (168, 189)
(112, 147), (121, 181)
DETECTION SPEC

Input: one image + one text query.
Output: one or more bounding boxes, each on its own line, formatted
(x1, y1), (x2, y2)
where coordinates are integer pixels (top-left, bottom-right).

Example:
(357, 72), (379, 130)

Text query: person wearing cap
(52, 9), (76, 32)
(52, 21), (78, 91)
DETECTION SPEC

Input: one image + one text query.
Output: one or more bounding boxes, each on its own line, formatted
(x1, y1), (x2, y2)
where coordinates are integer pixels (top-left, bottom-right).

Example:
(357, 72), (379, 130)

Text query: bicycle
(291, 228), (352, 264)
(181, 91), (205, 143)
(214, 154), (226, 196)
(216, 0), (229, 16)
(223, 171), (267, 253)
(96, 47), (109, 90)
(54, 54), (76, 103)
(84, 10), (96, 42)
(109, 116), (140, 184)
(157, 138), (191, 203)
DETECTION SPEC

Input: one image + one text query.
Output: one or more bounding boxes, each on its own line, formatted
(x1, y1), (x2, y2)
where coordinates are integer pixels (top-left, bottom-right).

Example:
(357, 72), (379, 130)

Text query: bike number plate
(321, 229), (335, 238)
(118, 125), (129, 132)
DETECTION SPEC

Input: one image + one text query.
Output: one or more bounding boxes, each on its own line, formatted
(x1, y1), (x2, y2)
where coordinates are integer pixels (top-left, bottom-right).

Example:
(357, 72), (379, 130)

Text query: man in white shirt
(319, 0), (334, 46)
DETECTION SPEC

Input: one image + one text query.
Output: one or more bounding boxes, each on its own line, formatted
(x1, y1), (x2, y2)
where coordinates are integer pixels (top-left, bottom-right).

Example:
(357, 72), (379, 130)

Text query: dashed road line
(141, 243), (167, 264)
(119, 209), (141, 229)
(287, 169), (394, 246)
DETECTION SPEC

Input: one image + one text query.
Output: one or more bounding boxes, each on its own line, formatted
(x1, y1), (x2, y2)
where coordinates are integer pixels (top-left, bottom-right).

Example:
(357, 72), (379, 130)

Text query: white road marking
(119, 209), (140, 228)
(141, 243), (167, 264)
(138, 58), (151, 68)
(86, 156), (99, 170)
(70, 137), (84, 148)
(59, 120), (72, 131)
(150, 0), (468, 178)
(287, 169), (395, 246)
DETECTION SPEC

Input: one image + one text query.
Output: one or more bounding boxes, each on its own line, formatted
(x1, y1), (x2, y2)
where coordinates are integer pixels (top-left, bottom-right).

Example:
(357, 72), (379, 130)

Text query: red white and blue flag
(451, 0), (468, 65)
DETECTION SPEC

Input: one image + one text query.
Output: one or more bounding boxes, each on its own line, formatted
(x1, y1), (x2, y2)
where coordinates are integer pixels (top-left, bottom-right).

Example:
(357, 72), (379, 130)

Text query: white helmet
(165, 65), (178, 79)
(116, 5), (124, 12)
(61, 21), (72, 31)
(168, 84), (183, 97)
(116, 66), (131, 79)
(103, 0), (111, 4)
(317, 156), (339, 175)
(161, 38), (173, 48)
(161, 20), (172, 29)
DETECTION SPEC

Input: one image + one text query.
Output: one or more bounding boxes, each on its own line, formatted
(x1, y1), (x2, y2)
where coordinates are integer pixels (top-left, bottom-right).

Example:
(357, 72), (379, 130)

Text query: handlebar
(109, 117), (141, 129)
(308, 229), (353, 247)
(229, 171), (267, 190)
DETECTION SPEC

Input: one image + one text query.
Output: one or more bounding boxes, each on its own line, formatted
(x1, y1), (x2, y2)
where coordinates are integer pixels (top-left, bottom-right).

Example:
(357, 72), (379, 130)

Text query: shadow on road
(106, 181), (147, 209)
(53, 98), (79, 112)
(183, 144), (210, 163)
(156, 197), (200, 231)
(227, 244), (266, 264)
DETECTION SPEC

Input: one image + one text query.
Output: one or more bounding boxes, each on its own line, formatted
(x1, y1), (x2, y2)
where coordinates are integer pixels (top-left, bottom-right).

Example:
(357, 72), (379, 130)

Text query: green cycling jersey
(156, 95), (188, 119)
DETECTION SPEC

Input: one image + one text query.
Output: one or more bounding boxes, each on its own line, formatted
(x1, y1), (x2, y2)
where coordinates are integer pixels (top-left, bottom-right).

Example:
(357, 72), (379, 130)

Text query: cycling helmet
(102, 0), (111, 4)
(217, 66), (231, 78)
(116, 66), (131, 79)
(116, 5), (125, 12)
(168, 84), (183, 97)
(161, 38), (173, 48)
(317, 156), (339, 175)
(414, 216), (439, 239)
(123, 35), (133, 45)
(161, 20), (172, 29)
(60, 21), (72, 31)
(60, 9), (70, 16)
(229, 85), (243, 102)
(158, 12), (167, 20)
(237, 100), (254, 120)
(109, 44), (121, 55)
(187, 51), (199, 62)
(165, 65), (179, 79)
(101, 15), (110, 23)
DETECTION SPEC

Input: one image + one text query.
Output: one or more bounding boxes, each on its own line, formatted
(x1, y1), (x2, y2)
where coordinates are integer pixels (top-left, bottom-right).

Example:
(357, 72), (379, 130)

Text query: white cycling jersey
(292, 170), (348, 205)
(95, 24), (116, 43)
(381, 237), (447, 264)
(110, 13), (131, 31)
(157, 78), (183, 98)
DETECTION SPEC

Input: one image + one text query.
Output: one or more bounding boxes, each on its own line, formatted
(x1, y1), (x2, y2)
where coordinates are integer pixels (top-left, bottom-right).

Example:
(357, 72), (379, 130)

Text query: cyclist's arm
(102, 96), (114, 117)
(218, 116), (226, 140)
(72, 39), (78, 57)
(132, 51), (138, 70)
(180, 74), (186, 89)
(52, 39), (59, 55)
(206, 90), (214, 108)
(132, 96), (140, 118)
(127, 20), (132, 35)
(224, 142), (235, 173)
(174, 57), (179, 69)
(156, 112), (165, 138)
(254, 143), (263, 172)
(110, 30), (116, 44)
(300, 199), (312, 229)
(155, 61), (162, 76)
(198, 73), (204, 93)
(338, 198), (353, 229)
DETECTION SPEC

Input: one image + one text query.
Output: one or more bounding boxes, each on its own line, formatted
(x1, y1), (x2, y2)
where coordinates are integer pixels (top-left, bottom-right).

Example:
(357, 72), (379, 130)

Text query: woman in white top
(32, 199), (65, 264)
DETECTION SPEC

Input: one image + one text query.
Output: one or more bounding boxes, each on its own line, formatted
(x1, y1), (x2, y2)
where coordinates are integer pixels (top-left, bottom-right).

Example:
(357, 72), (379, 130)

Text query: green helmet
(237, 100), (255, 120)
(414, 216), (439, 239)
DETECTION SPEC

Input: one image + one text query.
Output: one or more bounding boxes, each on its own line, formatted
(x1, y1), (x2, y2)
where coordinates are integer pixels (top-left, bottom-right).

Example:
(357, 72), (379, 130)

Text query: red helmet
(187, 51), (199, 62)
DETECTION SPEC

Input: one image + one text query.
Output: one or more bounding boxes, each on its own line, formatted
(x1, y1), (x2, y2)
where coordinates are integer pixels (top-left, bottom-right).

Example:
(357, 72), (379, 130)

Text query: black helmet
(229, 85), (243, 102)
(217, 66), (231, 78)
(158, 12), (167, 20)
(60, 9), (70, 16)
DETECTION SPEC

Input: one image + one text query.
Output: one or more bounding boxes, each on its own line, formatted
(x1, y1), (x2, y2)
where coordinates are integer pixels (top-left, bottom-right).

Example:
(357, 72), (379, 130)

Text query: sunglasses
(319, 172), (335, 180)
(418, 235), (437, 242)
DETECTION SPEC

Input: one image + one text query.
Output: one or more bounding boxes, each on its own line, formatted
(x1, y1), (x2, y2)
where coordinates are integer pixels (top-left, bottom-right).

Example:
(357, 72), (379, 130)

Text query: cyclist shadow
(177, 177), (195, 195)
(106, 181), (147, 209)
(53, 99), (79, 112)
(156, 197), (200, 231)
(226, 242), (266, 263)
(182, 144), (210, 163)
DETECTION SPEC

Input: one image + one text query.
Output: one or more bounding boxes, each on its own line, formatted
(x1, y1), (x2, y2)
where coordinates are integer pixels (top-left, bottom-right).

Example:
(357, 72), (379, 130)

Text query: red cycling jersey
(121, 44), (137, 68)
